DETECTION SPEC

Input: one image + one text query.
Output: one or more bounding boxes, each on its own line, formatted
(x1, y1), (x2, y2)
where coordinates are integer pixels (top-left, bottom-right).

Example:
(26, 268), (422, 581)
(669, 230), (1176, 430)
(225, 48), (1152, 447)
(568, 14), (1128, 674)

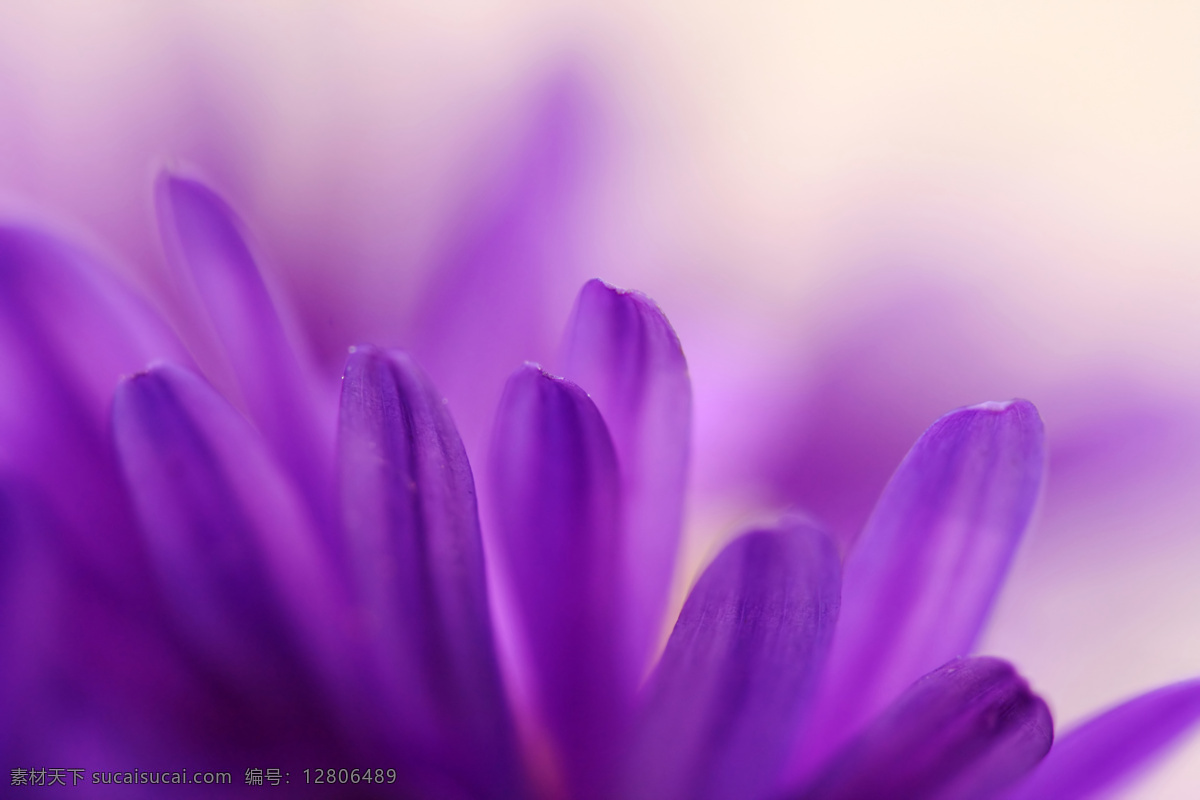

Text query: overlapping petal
(111, 363), (348, 720)
(488, 364), (630, 797)
(0, 225), (187, 586)
(0, 481), (44, 761)
(5, 154), (1190, 800)
(337, 345), (523, 796)
(620, 524), (839, 800)
(0, 481), (223, 776)
(157, 175), (334, 527)
(561, 278), (692, 673)
(1004, 679), (1200, 800)
(795, 400), (1045, 777)
(795, 657), (1053, 800)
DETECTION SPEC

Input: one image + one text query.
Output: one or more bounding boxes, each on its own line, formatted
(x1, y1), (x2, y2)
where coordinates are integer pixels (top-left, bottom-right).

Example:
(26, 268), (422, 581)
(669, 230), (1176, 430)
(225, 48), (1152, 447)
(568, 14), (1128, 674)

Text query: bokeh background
(2, 2), (1199, 796)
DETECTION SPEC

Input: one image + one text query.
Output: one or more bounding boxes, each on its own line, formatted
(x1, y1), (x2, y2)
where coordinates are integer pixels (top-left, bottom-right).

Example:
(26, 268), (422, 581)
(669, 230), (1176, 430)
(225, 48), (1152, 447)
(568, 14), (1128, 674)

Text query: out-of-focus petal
(488, 364), (629, 797)
(560, 279), (691, 673)
(620, 524), (839, 800)
(0, 480), (39, 762)
(157, 174), (334, 527)
(411, 72), (598, 460)
(1003, 679), (1200, 800)
(337, 345), (523, 797)
(111, 363), (347, 715)
(794, 400), (1045, 777)
(795, 657), (1053, 800)
(0, 481), (232, 773)
(0, 225), (187, 586)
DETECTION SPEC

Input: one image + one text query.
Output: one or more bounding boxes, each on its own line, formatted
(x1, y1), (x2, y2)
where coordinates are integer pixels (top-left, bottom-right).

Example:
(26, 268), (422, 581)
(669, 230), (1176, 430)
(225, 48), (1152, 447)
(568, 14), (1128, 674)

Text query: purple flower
(2, 172), (1199, 800)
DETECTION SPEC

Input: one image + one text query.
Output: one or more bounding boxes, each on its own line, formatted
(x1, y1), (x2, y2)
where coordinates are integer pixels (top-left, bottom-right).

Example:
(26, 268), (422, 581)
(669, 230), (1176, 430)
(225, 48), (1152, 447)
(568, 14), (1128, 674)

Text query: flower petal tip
(489, 358), (628, 791)
(583, 277), (630, 297)
(1004, 677), (1200, 800)
(620, 522), (839, 800)
(950, 397), (1042, 425)
(965, 398), (1033, 414)
(560, 278), (691, 677)
(793, 396), (1047, 780)
(797, 657), (1053, 800)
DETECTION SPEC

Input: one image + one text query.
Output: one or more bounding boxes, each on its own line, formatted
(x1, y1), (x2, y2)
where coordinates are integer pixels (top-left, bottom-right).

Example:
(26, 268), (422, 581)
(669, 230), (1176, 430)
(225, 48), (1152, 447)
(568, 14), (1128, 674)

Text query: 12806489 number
(304, 769), (396, 785)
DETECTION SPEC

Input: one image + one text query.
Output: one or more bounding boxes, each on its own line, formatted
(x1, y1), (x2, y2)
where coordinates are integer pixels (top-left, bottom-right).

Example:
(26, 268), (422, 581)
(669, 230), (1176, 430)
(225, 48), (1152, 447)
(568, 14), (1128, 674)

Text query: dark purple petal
(0, 481), (40, 761)
(488, 364), (630, 797)
(111, 363), (348, 710)
(0, 225), (187, 587)
(621, 524), (839, 800)
(337, 345), (523, 796)
(794, 401), (1045, 778)
(1003, 679), (1200, 800)
(0, 482), (237, 771)
(157, 174), (334, 527)
(796, 658), (1053, 800)
(561, 279), (691, 673)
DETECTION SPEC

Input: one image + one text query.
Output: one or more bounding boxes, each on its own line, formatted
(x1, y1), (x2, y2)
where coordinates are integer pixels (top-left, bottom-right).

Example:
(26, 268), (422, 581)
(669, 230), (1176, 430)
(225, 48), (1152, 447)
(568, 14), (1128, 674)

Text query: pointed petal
(621, 524), (839, 800)
(337, 346), (522, 796)
(157, 174), (333, 525)
(561, 279), (691, 672)
(1003, 679), (1200, 800)
(0, 225), (187, 585)
(797, 658), (1053, 800)
(111, 363), (347, 708)
(795, 400), (1045, 777)
(488, 364), (629, 795)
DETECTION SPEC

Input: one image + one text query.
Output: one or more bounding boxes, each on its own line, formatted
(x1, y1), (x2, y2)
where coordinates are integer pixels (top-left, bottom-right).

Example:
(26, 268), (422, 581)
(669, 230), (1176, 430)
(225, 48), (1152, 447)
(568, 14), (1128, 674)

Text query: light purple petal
(157, 174), (334, 527)
(337, 345), (523, 796)
(0, 225), (187, 587)
(561, 278), (692, 674)
(410, 71), (599, 461)
(796, 657), (1053, 800)
(488, 364), (630, 797)
(1003, 679), (1200, 800)
(620, 524), (839, 800)
(111, 363), (349, 710)
(794, 400), (1045, 778)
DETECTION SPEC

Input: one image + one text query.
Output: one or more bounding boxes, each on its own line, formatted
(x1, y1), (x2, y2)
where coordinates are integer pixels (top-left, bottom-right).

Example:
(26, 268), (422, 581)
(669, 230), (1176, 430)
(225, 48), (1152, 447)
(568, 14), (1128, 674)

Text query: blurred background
(1, 1), (1199, 796)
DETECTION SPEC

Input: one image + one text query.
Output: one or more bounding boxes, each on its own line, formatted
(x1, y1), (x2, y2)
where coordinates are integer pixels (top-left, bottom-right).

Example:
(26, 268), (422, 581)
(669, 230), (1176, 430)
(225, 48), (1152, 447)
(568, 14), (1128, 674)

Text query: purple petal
(0, 482), (234, 770)
(794, 400), (1045, 777)
(157, 174), (334, 527)
(488, 364), (630, 796)
(1003, 679), (1200, 800)
(0, 481), (41, 761)
(410, 71), (599, 461)
(111, 363), (348, 709)
(337, 345), (522, 796)
(561, 279), (691, 673)
(796, 657), (1053, 800)
(621, 524), (839, 800)
(0, 225), (187, 586)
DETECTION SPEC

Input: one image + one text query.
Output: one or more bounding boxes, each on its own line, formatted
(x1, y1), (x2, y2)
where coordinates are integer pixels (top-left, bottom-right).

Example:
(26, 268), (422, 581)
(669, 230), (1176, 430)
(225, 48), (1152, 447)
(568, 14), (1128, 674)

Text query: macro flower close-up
(4, 2), (1200, 799)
